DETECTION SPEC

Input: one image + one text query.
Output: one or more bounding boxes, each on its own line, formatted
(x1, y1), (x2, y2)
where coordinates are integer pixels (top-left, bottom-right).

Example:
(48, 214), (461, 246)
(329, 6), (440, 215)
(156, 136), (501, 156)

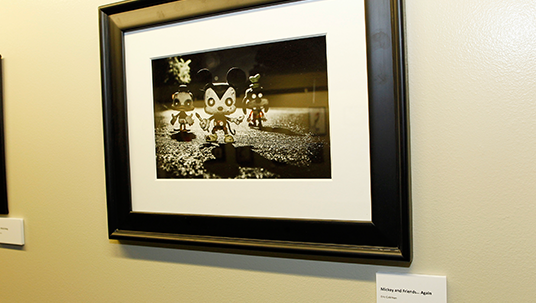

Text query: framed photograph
(0, 55), (8, 215)
(99, 0), (410, 263)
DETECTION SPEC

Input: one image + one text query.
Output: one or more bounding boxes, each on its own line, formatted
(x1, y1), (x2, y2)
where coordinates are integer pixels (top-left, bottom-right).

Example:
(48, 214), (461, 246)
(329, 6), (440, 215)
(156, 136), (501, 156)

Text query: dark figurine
(170, 85), (195, 132)
(196, 68), (246, 143)
(242, 74), (269, 128)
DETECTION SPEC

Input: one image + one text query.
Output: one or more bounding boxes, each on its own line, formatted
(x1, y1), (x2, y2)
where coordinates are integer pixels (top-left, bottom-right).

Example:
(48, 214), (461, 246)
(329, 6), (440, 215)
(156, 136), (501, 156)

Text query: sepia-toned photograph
(151, 36), (331, 179)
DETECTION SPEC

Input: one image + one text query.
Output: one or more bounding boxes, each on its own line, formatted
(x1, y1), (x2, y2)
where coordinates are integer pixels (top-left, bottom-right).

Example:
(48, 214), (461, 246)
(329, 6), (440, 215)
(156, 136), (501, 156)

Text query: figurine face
(243, 88), (269, 109)
(204, 85), (237, 115)
(171, 91), (194, 111)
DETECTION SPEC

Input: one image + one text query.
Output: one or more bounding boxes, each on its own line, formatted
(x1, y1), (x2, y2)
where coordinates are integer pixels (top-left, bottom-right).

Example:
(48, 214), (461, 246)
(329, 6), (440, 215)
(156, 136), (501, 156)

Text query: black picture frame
(99, 0), (410, 264)
(0, 55), (8, 215)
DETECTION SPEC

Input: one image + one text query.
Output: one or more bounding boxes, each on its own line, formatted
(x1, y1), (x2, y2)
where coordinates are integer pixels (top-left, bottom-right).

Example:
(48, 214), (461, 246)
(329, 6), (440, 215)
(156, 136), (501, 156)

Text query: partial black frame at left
(0, 55), (8, 215)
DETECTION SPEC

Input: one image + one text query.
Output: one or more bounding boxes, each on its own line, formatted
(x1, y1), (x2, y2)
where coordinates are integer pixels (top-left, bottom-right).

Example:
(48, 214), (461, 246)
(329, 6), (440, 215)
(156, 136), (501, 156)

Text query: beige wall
(0, 0), (535, 302)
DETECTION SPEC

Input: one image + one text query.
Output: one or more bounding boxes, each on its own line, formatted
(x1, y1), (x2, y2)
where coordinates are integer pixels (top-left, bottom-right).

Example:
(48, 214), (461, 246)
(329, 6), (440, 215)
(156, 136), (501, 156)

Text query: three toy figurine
(169, 69), (269, 143)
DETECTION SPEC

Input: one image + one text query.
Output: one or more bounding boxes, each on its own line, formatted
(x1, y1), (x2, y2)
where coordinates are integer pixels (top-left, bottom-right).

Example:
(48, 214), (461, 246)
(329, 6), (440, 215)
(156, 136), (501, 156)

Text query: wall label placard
(0, 218), (25, 246)
(376, 273), (446, 302)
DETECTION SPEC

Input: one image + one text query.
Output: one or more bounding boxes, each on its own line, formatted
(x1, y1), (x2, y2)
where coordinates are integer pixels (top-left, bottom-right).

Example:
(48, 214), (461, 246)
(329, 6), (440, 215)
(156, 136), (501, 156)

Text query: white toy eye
(225, 98), (233, 106)
(207, 98), (215, 107)
(252, 94), (256, 99)
(258, 93), (263, 98)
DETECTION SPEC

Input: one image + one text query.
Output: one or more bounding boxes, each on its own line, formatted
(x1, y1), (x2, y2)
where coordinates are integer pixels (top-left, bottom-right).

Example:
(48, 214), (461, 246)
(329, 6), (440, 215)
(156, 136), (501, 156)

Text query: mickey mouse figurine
(195, 68), (246, 143)
(170, 85), (195, 132)
(242, 74), (269, 128)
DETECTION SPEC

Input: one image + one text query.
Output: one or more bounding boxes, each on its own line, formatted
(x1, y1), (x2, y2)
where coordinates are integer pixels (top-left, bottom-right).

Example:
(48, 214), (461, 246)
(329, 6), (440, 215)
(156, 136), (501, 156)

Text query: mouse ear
(195, 68), (213, 90)
(226, 67), (246, 90)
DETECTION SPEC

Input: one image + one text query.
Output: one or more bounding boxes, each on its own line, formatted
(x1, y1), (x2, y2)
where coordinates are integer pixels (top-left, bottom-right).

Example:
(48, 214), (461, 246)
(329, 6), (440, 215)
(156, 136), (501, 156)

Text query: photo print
(151, 35), (331, 179)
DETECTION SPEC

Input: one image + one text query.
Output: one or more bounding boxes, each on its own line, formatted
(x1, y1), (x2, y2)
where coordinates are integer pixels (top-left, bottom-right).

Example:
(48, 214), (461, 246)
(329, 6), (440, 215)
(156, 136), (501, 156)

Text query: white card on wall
(0, 218), (25, 245)
(376, 273), (447, 303)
